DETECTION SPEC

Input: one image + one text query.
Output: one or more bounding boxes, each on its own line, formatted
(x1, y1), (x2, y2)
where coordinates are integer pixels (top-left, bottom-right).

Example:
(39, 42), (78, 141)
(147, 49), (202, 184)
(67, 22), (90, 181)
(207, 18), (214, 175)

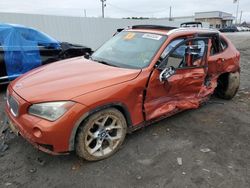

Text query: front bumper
(7, 115), (65, 155)
(5, 87), (88, 154)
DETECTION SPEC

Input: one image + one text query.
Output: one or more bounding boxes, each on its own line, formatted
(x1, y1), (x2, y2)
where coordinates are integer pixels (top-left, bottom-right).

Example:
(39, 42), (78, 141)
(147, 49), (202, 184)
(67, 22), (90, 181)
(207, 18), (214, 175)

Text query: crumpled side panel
(144, 97), (200, 121)
(144, 67), (208, 121)
(198, 76), (218, 98)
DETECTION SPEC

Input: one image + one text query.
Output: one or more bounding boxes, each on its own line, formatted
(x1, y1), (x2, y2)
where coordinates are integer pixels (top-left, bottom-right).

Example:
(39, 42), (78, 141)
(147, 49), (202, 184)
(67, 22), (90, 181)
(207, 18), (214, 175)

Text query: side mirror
(159, 66), (176, 82)
(84, 53), (90, 59)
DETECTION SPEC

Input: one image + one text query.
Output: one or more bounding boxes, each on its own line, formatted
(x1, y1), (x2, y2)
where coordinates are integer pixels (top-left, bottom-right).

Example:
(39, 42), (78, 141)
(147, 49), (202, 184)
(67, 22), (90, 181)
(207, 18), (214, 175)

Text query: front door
(144, 37), (210, 120)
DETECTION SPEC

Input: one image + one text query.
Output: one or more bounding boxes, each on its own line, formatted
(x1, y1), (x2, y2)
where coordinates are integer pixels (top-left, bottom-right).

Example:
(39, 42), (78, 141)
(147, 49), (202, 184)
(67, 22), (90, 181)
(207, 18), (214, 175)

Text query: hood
(11, 57), (141, 103)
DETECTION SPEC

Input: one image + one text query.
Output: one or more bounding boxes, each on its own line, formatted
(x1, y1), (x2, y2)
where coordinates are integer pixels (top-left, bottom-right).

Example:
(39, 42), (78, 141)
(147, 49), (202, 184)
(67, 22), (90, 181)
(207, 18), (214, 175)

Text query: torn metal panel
(144, 37), (210, 120)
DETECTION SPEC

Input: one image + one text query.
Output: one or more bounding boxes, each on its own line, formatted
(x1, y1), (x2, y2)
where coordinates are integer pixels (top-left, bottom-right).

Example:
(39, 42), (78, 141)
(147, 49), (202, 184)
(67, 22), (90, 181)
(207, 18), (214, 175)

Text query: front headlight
(28, 101), (75, 121)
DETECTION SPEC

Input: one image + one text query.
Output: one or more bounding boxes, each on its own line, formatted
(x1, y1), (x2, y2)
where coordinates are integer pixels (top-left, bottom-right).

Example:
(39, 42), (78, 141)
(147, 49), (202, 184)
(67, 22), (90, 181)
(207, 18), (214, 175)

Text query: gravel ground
(0, 32), (250, 188)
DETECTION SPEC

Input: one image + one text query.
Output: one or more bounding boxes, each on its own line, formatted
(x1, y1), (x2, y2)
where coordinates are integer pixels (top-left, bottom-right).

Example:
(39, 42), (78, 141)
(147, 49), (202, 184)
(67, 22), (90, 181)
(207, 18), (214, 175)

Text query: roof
(167, 28), (219, 37)
(131, 25), (177, 31)
(127, 25), (219, 36)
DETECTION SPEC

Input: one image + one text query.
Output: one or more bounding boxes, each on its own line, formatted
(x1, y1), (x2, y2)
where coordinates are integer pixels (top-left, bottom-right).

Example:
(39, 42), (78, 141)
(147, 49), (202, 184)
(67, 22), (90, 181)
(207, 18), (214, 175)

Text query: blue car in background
(0, 23), (92, 84)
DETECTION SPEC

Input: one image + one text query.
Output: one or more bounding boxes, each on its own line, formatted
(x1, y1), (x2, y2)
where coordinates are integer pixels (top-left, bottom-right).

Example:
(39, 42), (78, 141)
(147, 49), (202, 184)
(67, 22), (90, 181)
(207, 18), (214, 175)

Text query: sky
(0, 0), (249, 22)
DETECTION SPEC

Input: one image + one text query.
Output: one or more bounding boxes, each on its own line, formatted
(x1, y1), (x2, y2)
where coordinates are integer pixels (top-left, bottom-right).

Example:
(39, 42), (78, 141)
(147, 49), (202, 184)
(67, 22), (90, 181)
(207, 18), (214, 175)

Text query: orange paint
(5, 27), (240, 154)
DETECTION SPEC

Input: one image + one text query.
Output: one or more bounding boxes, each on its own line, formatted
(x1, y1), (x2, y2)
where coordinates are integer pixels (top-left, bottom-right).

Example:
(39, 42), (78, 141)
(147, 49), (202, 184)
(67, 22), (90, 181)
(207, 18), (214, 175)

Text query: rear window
(220, 37), (228, 51)
(210, 36), (228, 56)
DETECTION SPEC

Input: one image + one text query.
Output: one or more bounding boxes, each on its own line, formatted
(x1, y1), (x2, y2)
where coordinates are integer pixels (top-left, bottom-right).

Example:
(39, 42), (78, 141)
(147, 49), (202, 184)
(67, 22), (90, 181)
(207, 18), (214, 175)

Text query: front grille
(7, 92), (19, 117)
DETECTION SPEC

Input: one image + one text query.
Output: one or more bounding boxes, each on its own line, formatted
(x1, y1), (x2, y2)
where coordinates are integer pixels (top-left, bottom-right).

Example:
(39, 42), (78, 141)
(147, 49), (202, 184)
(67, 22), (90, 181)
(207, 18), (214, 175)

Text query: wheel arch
(68, 102), (133, 151)
(217, 71), (230, 84)
(215, 70), (240, 99)
(216, 70), (239, 86)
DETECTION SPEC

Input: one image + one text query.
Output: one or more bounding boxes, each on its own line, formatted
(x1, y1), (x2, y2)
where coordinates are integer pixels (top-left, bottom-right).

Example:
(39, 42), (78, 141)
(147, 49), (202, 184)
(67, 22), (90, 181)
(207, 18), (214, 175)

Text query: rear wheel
(215, 72), (240, 100)
(76, 108), (127, 161)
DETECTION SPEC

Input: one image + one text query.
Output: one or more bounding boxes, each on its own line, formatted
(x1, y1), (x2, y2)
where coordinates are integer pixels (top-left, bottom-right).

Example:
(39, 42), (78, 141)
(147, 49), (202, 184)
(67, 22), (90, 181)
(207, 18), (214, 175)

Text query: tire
(215, 72), (240, 100)
(76, 108), (127, 161)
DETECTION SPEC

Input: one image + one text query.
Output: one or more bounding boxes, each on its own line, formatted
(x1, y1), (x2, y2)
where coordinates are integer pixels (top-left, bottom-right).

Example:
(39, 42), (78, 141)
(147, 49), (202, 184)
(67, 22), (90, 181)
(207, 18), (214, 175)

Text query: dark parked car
(180, 21), (203, 28)
(0, 23), (92, 84)
(219, 26), (238, 32)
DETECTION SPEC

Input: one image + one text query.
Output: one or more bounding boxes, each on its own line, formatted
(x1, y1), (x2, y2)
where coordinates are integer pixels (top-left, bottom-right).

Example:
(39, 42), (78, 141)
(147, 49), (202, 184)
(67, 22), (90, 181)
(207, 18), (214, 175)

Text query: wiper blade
(98, 61), (117, 67)
(91, 57), (118, 67)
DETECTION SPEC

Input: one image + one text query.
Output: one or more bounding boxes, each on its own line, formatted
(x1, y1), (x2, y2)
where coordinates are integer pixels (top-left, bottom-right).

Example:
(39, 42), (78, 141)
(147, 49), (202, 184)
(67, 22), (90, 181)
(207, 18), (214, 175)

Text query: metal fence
(0, 13), (206, 49)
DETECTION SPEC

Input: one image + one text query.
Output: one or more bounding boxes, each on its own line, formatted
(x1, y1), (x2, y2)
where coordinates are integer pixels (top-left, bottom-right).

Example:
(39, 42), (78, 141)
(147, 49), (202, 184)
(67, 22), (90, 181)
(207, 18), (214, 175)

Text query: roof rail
(180, 22), (203, 28)
(131, 25), (177, 31)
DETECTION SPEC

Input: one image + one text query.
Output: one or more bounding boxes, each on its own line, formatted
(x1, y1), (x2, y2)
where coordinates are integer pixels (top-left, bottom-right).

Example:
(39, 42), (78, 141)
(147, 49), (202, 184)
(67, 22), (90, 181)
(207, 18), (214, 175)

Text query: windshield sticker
(142, 34), (162, 40)
(124, 32), (136, 40)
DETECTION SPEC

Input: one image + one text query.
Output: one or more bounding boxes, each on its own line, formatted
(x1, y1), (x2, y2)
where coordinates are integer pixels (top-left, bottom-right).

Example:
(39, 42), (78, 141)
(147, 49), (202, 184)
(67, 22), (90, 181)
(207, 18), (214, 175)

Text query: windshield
(91, 31), (167, 69)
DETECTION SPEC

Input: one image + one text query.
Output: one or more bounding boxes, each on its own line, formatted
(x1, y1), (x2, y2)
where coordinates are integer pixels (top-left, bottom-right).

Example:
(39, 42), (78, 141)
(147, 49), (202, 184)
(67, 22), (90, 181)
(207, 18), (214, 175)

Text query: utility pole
(169, 6), (172, 21)
(84, 9), (87, 17)
(235, 0), (240, 24)
(100, 0), (106, 18)
(239, 10), (243, 24)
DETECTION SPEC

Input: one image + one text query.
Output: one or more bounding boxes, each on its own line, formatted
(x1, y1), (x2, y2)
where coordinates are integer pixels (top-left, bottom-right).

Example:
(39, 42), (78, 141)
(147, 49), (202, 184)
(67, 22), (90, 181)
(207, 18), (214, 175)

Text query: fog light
(33, 127), (42, 138)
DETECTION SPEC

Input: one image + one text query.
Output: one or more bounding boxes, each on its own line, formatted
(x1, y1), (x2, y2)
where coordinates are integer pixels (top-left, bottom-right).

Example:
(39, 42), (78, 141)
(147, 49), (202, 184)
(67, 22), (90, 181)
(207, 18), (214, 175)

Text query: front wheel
(76, 108), (127, 161)
(215, 72), (240, 100)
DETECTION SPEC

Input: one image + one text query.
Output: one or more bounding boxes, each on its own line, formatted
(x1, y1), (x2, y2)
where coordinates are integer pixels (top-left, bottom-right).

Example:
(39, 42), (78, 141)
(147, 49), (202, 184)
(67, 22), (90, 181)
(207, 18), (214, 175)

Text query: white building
(195, 11), (234, 28)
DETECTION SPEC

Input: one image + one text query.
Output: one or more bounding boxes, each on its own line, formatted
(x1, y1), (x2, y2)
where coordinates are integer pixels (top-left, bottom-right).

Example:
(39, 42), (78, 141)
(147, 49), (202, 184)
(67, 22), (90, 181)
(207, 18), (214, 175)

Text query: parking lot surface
(0, 32), (250, 188)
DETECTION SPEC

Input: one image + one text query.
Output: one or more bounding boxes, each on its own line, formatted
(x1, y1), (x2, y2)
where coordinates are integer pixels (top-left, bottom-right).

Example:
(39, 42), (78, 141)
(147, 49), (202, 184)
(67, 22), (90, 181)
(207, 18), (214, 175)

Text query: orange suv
(5, 25), (240, 161)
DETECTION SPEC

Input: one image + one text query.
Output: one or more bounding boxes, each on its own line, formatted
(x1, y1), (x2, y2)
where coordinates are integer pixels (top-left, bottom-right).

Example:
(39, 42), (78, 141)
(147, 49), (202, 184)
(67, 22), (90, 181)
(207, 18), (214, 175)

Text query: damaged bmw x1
(5, 25), (240, 161)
